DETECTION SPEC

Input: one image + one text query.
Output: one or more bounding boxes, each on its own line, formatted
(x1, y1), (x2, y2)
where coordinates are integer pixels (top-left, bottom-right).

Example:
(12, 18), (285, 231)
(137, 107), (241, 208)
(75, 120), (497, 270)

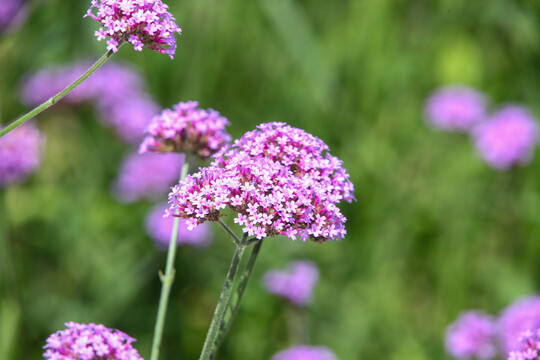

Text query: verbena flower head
(263, 260), (319, 306)
(0, 123), (44, 187)
(43, 322), (143, 360)
(168, 122), (355, 242)
(145, 202), (213, 249)
(498, 296), (540, 354)
(271, 345), (339, 360)
(445, 311), (497, 360)
(425, 85), (487, 132)
(85, 0), (182, 58)
(113, 152), (184, 203)
(473, 105), (539, 171)
(508, 329), (540, 360)
(139, 101), (231, 160)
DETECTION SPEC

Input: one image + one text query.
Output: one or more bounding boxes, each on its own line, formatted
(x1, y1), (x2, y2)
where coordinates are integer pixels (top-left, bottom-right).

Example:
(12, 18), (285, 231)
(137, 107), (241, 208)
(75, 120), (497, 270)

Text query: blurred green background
(3, 0), (540, 359)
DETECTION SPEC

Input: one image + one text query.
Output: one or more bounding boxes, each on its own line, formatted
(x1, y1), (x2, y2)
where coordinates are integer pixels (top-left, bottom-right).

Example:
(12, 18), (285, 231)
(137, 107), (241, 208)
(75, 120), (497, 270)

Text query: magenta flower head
(445, 311), (497, 360)
(0, 122), (44, 187)
(168, 122), (355, 242)
(271, 345), (338, 360)
(498, 296), (540, 354)
(472, 105), (539, 171)
(263, 260), (319, 306)
(424, 85), (488, 132)
(113, 152), (184, 203)
(85, 0), (182, 58)
(43, 322), (143, 360)
(139, 101), (231, 160)
(145, 202), (213, 249)
(508, 329), (540, 360)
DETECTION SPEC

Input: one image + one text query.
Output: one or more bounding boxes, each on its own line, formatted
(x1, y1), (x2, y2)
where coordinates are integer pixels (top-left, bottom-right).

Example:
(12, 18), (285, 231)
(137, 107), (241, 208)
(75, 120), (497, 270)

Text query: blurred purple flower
(145, 202), (213, 249)
(498, 296), (540, 354)
(424, 85), (488, 132)
(472, 105), (539, 171)
(0, 122), (44, 187)
(113, 152), (184, 203)
(271, 345), (338, 360)
(263, 261), (319, 306)
(85, 0), (182, 58)
(168, 122), (355, 242)
(0, 0), (25, 32)
(508, 329), (540, 360)
(139, 100), (231, 160)
(445, 311), (497, 360)
(43, 322), (143, 360)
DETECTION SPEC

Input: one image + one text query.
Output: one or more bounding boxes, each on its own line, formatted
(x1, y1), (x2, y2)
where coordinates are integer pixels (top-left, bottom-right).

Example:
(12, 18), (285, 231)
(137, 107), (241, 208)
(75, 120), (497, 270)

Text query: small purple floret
(145, 202), (213, 249)
(139, 100), (231, 160)
(472, 105), (539, 171)
(263, 260), (319, 306)
(445, 311), (497, 360)
(43, 322), (143, 360)
(113, 152), (184, 203)
(0, 123), (44, 187)
(498, 296), (540, 354)
(425, 86), (487, 132)
(508, 329), (540, 360)
(85, 0), (182, 58)
(271, 344), (339, 360)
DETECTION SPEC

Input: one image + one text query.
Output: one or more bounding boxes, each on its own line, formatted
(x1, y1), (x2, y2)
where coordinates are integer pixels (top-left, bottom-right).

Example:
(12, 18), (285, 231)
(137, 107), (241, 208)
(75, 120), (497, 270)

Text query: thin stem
(210, 239), (264, 359)
(198, 234), (248, 360)
(0, 47), (118, 138)
(217, 219), (242, 245)
(150, 155), (190, 360)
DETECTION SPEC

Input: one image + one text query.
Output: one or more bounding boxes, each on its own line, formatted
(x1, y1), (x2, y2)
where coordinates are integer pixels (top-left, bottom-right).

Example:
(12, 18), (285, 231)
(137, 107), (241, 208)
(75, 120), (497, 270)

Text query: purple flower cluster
(0, 0), (25, 32)
(43, 322), (143, 360)
(145, 202), (213, 249)
(168, 122), (355, 242)
(472, 106), (539, 171)
(139, 101), (231, 160)
(508, 329), (540, 360)
(263, 261), (319, 306)
(271, 345), (338, 360)
(424, 85), (539, 171)
(21, 61), (159, 144)
(0, 123), (44, 187)
(425, 86), (488, 132)
(85, 0), (182, 58)
(113, 152), (184, 203)
(498, 297), (540, 354)
(445, 311), (497, 360)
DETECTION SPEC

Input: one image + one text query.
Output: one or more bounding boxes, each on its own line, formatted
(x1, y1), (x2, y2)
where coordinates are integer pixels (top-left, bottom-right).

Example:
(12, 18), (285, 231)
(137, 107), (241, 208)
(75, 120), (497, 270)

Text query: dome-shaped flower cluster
(263, 260), (319, 306)
(445, 311), (497, 360)
(508, 329), (540, 360)
(498, 297), (540, 354)
(85, 0), (182, 58)
(139, 101), (231, 160)
(168, 122), (355, 242)
(0, 122), (44, 187)
(472, 106), (539, 171)
(271, 345), (339, 360)
(43, 322), (143, 360)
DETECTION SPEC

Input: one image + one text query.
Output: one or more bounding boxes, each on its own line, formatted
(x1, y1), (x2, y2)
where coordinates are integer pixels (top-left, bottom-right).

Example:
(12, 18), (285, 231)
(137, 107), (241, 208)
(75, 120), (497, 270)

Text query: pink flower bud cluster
(0, 123), (44, 187)
(139, 101), (231, 160)
(168, 122), (355, 242)
(271, 345), (339, 360)
(85, 0), (182, 58)
(263, 260), (319, 306)
(445, 311), (497, 360)
(21, 61), (160, 144)
(43, 322), (143, 360)
(508, 329), (540, 360)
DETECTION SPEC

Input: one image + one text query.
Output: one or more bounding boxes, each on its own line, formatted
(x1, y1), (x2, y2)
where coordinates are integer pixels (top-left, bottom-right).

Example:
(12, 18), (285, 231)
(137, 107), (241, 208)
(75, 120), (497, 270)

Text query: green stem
(149, 155), (190, 360)
(217, 219), (242, 245)
(0, 48), (118, 138)
(210, 239), (264, 360)
(198, 234), (248, 360)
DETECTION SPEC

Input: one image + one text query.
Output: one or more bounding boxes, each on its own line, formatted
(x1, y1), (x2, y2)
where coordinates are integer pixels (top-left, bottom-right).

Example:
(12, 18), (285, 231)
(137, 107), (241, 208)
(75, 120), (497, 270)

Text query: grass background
(2, 0), (540, 359)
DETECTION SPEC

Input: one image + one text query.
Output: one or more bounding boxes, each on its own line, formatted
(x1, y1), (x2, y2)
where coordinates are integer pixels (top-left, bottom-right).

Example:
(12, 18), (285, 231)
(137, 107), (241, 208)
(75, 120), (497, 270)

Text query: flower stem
(150, 155), (190, 360)
(0, 48), (118, 138)
(210, 239), (264, 360)
(198, 234), (248, 360)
